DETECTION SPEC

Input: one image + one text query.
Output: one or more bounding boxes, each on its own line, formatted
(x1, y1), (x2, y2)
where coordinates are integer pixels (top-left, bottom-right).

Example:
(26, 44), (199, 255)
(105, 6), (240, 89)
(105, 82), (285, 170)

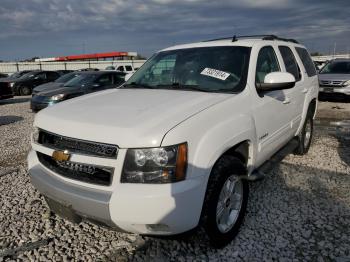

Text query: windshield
(55, 72), (80, 83)
(63, 74), (99, 87)
(19, 72), (38, 79)
(9, 72), (24, 79)
(125, 46), (251, 93)
(319, 61), (350, 74)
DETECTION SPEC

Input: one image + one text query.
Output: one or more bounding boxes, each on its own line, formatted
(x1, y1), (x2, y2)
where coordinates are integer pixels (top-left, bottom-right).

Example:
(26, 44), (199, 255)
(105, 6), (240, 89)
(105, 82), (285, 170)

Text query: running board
(245, 138), (299, 181)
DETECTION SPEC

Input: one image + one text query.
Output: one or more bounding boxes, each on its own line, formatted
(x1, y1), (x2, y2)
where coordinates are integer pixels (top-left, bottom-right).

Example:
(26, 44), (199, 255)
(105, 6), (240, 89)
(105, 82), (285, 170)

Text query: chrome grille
(320, 80), (343, 87)
(38, 129), (118, 158)
(37, 152), (114, 186)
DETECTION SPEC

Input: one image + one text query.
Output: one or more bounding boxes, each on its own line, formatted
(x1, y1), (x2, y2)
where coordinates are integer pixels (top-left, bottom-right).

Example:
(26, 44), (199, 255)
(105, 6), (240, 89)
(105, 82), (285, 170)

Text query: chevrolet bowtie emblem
(52, 150), (71, 161)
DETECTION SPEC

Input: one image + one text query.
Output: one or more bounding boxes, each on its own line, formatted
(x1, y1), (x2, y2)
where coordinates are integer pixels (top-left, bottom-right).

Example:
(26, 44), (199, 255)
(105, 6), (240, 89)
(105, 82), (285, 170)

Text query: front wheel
(295, 113), (313, 155)
(201, 155), (249, 248)
(20, 86), (32, 96)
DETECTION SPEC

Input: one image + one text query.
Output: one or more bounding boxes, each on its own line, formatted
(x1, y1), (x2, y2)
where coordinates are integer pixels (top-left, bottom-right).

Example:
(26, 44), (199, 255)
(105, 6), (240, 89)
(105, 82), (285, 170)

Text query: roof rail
(203, 35), (299, 44)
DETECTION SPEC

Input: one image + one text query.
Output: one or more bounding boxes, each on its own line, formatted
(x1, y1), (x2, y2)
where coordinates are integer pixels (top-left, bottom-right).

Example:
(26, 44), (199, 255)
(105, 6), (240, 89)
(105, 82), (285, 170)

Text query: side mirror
(124, 73), (133, 82)
(256, 72), (295, 92)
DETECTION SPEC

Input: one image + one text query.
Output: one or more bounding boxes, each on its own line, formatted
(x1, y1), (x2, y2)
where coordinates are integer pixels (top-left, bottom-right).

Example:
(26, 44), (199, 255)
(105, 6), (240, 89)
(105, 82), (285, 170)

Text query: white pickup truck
(28, 35), (318, 248)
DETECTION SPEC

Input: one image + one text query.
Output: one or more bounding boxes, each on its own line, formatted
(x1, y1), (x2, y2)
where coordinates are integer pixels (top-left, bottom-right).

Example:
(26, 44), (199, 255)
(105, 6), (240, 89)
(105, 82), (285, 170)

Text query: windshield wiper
(122, 82), (155, 89)
(156, 83), (213, 93)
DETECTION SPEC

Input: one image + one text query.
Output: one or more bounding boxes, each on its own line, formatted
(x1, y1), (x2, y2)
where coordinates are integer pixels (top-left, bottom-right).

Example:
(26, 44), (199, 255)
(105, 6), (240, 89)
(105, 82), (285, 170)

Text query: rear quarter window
(295, 47), (317, 77)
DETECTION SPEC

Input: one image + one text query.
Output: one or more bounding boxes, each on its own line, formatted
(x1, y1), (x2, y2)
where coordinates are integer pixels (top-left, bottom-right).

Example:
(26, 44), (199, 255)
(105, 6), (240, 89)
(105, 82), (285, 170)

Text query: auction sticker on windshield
(200, 68), (230, 81)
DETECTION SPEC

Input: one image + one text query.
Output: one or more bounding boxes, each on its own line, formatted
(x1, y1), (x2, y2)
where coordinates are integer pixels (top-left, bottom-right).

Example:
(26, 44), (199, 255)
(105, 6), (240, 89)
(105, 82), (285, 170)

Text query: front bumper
(28, 149), (206, 235)
(319, 86), (350, 96)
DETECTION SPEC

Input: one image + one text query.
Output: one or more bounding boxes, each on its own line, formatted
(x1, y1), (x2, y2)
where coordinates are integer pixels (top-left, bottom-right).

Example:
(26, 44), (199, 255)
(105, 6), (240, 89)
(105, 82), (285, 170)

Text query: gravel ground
(0, 97), (350, 261)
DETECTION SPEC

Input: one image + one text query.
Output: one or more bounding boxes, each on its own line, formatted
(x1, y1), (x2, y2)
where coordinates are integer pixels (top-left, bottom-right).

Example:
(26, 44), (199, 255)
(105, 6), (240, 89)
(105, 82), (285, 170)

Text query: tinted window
(295, 47), (317, 77)
(125, 66), (133, 71)
(278, 46), (301, 81)
(256, 46), (280, 83)
(113, 74), (125, 85)
(319, 60), (350, 74)
(55, 72), (80, 83)
(96, 74), (113, 86)
(64, 74), (99, 87)
(117, 66), (124, 72)
(46, 71), (59, 80)
(127, 46), (251, 93)
(35, 72), (46, 80)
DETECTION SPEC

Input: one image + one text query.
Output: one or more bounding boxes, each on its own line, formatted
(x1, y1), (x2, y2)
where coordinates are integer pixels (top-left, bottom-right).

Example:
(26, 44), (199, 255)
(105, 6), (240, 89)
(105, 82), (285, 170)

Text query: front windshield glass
(19, 72), (38, 79)
(125, 46), (251, 93)
(10, 72), (22, 79)
(55, 72), (80, 83)
(319, 61), (350, 74)
(63, 74), (99, 87)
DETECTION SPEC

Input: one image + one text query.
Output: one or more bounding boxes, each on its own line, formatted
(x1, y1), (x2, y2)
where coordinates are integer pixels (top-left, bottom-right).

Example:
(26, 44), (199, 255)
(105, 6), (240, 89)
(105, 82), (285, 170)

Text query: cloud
(0, 0), (349, 59)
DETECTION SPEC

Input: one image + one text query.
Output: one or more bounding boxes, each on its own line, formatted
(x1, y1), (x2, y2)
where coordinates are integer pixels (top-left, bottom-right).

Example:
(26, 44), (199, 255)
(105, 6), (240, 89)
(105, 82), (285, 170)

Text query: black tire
(20, 86), (31, 96)
(200, 155), (249, 248)
(295, 112), (313, 155)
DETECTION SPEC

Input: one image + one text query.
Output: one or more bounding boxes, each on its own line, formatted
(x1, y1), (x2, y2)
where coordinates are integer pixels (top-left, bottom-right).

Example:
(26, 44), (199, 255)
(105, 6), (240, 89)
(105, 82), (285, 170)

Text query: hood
(0, 77), (22, 83)
(318, 73), (350, 82)
(36, 86), (80, 96)
(35, 89), (230, 148)
(33, 82), (63, 93)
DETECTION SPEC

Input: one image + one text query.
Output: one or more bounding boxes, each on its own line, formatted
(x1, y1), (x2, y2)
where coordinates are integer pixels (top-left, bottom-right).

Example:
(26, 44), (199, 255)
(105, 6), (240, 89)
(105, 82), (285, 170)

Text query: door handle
(282, 98), (291, 104)
(302, 88), (308, 93)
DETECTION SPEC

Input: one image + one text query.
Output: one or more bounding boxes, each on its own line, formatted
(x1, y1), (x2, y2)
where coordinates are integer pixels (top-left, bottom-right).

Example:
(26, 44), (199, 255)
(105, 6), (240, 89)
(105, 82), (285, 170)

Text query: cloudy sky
(0, 0), (349, 61)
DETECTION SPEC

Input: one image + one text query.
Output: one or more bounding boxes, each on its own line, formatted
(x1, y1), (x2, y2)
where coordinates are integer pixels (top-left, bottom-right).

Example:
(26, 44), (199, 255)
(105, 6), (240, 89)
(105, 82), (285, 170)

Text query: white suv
(28, 35), (318, 248)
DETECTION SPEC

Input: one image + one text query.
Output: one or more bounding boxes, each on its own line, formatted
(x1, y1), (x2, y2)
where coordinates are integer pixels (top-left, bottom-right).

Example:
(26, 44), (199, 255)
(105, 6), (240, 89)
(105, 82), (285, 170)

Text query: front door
(251, 45), (293, 166)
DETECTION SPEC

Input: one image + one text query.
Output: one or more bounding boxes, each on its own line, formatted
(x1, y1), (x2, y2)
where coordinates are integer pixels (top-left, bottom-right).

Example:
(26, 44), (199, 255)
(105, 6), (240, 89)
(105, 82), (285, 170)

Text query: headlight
(51, 94), (66, 101)
(121, 143), (187, 184)
(9, 82), (14, 87)
(343, 80), (350, 86)
(32, 127), (40, 143)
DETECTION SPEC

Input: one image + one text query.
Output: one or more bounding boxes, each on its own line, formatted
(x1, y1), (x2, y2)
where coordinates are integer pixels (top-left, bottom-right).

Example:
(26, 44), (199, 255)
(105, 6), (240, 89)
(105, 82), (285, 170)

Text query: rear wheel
(20, 86), (31, 96)
(201, 155), (248, 248)
(295, 112), (313, 155)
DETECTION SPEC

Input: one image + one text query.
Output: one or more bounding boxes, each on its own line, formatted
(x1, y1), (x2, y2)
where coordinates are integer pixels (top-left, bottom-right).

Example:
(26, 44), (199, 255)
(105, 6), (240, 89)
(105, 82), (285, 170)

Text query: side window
(295, 47), (317, 77)
(256, 46), (280, 84)
(117, 66), (124, 72)
(125, 66), (133, 71)
(96, 74), (113, 86)
(278, 46), (301, 81)
(36, 73), (46, 80)
(47, 72), (59, 80)
(113, 74), (125, 84)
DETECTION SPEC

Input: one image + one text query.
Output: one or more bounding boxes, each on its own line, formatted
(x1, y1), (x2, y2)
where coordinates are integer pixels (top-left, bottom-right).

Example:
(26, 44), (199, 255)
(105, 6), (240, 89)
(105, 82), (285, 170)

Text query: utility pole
(333, 42), (336, 58)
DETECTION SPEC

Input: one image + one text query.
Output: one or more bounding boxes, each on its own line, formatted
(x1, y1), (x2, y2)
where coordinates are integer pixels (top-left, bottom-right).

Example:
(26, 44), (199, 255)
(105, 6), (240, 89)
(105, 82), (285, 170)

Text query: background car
(0, 81), (13, 100)
(56, 70), (74, 75)
(32, 71), (81, 96)
(12, 71), (61, 96)
(78, 68), (99, 71)
(318, 59), (350, 98)
(31, 71), (126, 112)
(0, 70), (36, 99)
(105, 65), (135, 73)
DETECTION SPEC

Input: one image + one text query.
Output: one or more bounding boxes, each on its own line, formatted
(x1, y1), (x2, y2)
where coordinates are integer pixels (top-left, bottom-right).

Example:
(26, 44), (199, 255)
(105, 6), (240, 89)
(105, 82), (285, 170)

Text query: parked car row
(31, 71), (126, 111)
(0, 68), (130, 104)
